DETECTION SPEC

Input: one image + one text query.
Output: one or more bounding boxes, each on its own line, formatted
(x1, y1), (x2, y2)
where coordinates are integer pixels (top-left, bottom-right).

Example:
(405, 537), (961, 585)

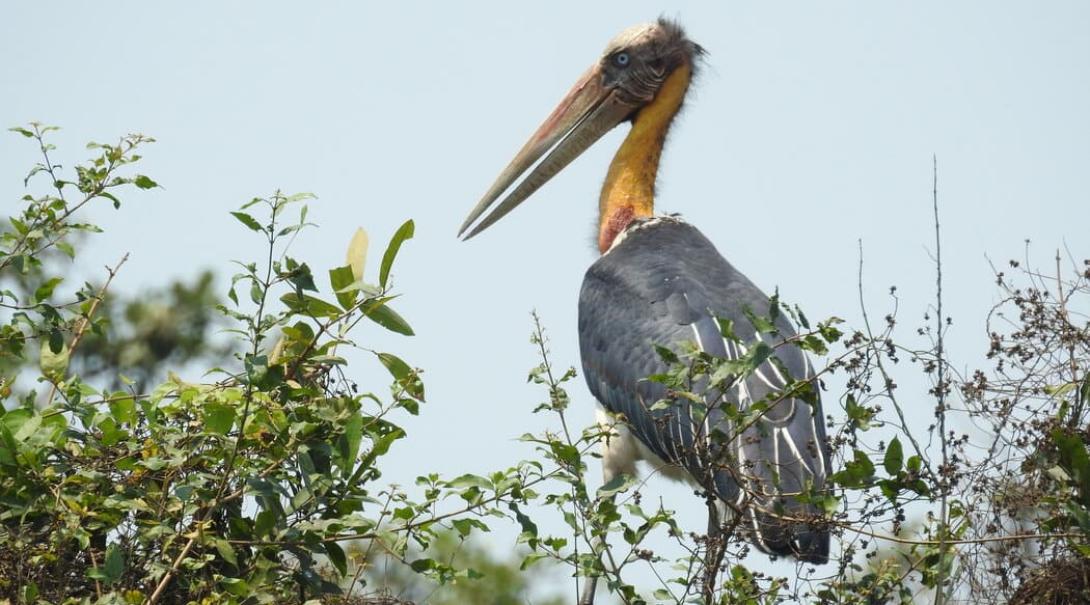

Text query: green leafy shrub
(0, 126), (547, 605)
(3, 123), (1088, 605)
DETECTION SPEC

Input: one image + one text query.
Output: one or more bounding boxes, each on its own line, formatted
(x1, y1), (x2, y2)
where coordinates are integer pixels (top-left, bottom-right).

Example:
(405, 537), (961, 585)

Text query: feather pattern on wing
(578, 216), (830, 562)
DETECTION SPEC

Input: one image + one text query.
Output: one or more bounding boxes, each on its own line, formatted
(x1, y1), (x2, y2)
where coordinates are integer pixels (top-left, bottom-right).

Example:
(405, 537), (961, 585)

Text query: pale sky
(4, 1), (1089, 599)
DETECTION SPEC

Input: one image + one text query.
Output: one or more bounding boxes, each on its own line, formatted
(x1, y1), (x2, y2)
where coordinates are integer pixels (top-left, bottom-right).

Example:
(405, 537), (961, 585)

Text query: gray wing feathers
(578, 219), (830, 563)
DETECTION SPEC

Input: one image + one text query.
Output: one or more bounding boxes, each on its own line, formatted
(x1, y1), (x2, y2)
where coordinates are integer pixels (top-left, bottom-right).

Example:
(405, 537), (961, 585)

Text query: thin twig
(932, 154), (950, 605)
(45, 253), (129, 406)
(857, 239), (931, 474)
(530, 311), (584, 603)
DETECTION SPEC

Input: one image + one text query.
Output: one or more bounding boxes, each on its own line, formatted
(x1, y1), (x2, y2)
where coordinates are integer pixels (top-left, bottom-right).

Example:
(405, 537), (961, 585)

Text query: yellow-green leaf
(39, 341), (69, 381)
(346, 227), (369, 281)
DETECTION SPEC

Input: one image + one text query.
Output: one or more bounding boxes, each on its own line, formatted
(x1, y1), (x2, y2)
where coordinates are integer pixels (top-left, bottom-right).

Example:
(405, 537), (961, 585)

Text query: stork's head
(458, 19), (703, 240)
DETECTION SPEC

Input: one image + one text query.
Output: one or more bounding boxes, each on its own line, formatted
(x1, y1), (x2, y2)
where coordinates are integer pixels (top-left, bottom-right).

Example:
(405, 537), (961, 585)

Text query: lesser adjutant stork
(459, 19), (830, 601)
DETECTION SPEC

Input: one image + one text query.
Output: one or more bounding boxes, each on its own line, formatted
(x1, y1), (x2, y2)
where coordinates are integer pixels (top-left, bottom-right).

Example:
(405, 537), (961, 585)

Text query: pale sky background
(4, 1), (1090, 601)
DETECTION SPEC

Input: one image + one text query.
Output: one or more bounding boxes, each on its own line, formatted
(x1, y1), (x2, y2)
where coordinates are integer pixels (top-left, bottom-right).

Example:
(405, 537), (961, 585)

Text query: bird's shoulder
(580, 216), (771, 326)
(577, 215), (812, 400)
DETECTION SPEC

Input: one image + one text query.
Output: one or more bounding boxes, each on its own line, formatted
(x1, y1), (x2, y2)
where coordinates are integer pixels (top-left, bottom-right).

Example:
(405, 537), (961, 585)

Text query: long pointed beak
(458, 65), (636, 240)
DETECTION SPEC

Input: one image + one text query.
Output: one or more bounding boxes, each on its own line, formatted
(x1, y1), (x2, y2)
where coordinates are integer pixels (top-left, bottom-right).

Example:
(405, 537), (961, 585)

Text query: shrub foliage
(2, 125), (1089, 605)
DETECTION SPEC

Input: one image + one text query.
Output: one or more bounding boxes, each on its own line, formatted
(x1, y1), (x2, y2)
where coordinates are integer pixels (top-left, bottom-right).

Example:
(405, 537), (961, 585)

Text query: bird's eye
(612, 52), (631, 68)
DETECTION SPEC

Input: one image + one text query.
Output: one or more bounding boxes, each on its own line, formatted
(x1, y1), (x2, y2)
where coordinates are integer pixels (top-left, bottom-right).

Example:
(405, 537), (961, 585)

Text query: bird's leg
(579, 496), (606, 605)
(579, 570), (599, 605)
(701, 498), (724, 604)
(579, 472), (609, 605)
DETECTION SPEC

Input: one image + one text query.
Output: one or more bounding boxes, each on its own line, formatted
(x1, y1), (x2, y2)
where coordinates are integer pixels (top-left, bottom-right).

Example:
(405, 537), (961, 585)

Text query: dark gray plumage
(578, 216), (830, 563)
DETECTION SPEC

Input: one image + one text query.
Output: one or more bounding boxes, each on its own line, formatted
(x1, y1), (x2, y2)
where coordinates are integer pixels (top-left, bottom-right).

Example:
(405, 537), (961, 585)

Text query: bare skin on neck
(597, 63), (692, 254)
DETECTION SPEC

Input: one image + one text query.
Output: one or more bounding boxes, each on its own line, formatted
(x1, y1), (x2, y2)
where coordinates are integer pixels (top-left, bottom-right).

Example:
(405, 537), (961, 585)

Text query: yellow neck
(598, 63), (692, 253)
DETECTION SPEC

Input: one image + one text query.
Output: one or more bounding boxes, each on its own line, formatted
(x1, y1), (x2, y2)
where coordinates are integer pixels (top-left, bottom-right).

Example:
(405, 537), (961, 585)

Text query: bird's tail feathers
(749, 500), (829, 564)
(712, 473), (830, 564)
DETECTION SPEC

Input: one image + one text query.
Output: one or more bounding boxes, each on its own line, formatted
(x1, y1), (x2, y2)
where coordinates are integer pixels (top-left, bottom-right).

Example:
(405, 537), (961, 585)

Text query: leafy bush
(3, 124), (1088, 605)
(0, 126), (544, 604)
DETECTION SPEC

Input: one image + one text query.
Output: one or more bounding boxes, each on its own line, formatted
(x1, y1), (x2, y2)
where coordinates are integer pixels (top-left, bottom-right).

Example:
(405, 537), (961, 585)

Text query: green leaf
(509, 501), (539, 542)
(451, 518), (489, 538)
(203, 402), (236, 435)
(550, 441), (581, 467)
(447, 474), (491, 489)
(3, 409), (34, 441)
(716, 317), (740, 342)
(213, 537), (238, 567)
(832, 449), (876, 488)
(285, 260), (317, 292)
(103, 544), (124, 584)
(328, 265), (357, 311)
(0, 425), (18, 466)
(39, 410), (68, 445)
(249, 280), (263, 305)
(768, 290), (781, 323)
(818, 320), (844, 343)
(794, 305), (811, 329)
(884, 437), (904, 475)
(648, 398), (674, 411)
(109, 395), (137, 425)
(364, 300), (414, 335)
(377, 351), (411, 381)
(1052, 429), (1090, 506)
(281, 293), (343, 319)
(380, 219), (414, 288)
(597, 473), (637, 498)
(221, 577), (251, 596)
(410, 558), (436, 573)
(34, 277), (63, 303)
(377, 352), (424, 399)
(325, 542), (347, 576)
(245, 354), (269, 385)
(255, 510), (277, 537)
(521, 552), (551, 570)
(799, 334), (829, 356)
(818, 494), (840, 514)
(48, 327), (65, 354)
(133, 174), (159, 189)
(230, 211), (264, 233)
(743, 307), (778, 335)
(845, 395), (873, 430)
(907, 455), (922, 473)
(356, 428), (405, 471)
(1073, 542), (1090, 560)
(744, 341), (774, 372)
(99, 190), (121, 209)
(653, 345), (678, 364)
(878, 479), (898, 503)
(852, 449), (875, 477)
(336, 413), (363, 478)
(19, 583), (38, 603)
(96, 416), (125, 446)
